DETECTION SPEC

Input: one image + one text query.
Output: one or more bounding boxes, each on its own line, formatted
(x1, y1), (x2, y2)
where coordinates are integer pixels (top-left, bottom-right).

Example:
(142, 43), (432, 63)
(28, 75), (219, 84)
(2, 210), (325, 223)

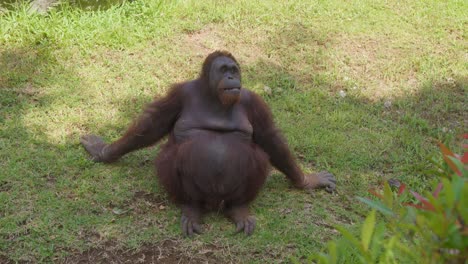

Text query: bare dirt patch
(63, 240), (224, 264)
(63, 191), (231, 263)
(0, 255), (13, 264)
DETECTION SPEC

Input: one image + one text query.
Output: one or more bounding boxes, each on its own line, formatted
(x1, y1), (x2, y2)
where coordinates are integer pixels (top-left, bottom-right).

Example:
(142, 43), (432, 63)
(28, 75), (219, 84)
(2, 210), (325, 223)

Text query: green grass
(0, 0), (466, 262)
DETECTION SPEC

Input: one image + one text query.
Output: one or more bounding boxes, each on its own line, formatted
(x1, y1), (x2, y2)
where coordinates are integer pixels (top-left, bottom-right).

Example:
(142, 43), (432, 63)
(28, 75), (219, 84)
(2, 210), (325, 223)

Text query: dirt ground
(63, 240), (223, 264)
(0, 240), (224, 264)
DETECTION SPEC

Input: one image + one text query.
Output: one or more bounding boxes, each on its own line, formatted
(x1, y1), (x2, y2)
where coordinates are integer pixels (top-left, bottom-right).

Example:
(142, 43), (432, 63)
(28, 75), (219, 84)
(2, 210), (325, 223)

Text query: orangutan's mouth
(223, 87), (240, 91)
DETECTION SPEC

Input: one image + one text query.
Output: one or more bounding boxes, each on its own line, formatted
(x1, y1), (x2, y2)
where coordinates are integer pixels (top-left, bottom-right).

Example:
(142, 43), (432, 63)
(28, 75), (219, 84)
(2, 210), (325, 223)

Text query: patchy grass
(0, 0), (466, 263)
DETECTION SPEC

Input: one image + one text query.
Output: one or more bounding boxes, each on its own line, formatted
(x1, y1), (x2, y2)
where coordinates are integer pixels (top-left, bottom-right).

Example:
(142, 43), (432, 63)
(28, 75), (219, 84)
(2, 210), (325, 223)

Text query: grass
(0, 0), (466, 262)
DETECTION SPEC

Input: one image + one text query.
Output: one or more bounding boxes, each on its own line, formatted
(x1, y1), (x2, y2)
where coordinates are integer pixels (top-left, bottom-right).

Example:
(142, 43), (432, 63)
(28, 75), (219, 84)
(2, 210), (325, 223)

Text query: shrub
(309, 137), (467, 264)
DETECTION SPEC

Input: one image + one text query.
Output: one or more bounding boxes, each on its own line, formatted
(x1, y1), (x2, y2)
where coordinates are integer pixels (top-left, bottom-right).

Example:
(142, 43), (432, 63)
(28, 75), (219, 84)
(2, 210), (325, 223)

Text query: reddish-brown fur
(80, 51), (336, 236)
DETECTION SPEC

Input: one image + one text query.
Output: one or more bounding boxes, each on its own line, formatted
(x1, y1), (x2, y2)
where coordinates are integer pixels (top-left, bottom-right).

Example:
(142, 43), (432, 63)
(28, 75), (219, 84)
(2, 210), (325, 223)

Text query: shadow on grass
(1, 43), (55, 106)
(0, 40), (68, 151)
(0, 42), (77, 262)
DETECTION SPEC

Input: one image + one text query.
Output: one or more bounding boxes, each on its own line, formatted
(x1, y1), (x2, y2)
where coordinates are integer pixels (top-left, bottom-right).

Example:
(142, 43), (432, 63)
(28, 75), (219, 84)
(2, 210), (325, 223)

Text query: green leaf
(361, 210), (376, 251)
(458, 183), (468, 223)
(308, 253), (329, 264)
(446, 223), (463, 249)
(451, 172), (464, 201)
(383, 182), (393, 208)
(335, 225), (362, 250)
(370, 223), (386, 258)
(394, 238), (418, 262)
(327, 241), (338, 264)
(443, 178), (455, 207)
(447, 156), (466, 176)
(382, 236), (398, 262)
(357, 197), (394, 216)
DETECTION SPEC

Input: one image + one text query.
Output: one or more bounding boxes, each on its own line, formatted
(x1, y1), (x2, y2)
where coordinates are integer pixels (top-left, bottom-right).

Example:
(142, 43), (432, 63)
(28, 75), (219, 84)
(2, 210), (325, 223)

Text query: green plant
(311, 137), (468, 264)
